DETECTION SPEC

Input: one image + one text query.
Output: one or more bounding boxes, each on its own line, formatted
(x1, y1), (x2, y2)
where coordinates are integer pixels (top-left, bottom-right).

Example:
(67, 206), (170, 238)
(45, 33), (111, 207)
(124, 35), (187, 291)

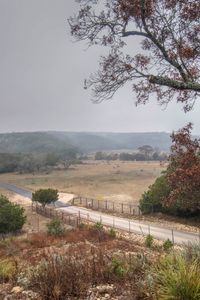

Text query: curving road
(0, 182), (199, 245)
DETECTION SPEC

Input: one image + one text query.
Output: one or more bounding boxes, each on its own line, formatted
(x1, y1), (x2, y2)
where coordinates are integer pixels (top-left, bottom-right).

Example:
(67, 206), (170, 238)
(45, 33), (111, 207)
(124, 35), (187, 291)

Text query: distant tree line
(0, 149), (79, 174)
(95, 146), (168, 162)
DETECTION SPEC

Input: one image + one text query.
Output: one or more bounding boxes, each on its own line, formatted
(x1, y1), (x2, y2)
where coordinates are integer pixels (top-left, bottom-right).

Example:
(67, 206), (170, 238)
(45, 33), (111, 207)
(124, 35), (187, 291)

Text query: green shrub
(109, 228), (116, 238)
(32, 189), (58, 208)
(111, 257), (126, 277)
(47, 218), (65, 236)
(0, 195), (26, 234)
(78, 222), (86, 229)
(154, 254), (200, 300)
(139, 175), (170, 214)
(0, 258), (17, 282)
(163, 239), (173, 252)
(145, 234), (154, 248)
(93, 221), (104, 231)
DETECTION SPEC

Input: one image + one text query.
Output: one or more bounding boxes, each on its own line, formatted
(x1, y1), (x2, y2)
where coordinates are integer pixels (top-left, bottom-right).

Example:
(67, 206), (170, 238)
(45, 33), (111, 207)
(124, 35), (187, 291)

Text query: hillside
(0, 132), (77, 154)
(51, 131), (171, 152)
(0, 131), (172, 154)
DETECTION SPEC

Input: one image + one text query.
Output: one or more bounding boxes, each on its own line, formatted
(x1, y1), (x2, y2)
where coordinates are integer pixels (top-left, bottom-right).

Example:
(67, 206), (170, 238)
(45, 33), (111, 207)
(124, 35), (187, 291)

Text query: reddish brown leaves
(115, 0), (154, 21)
(69, 0), (200, 108)
(165, 124), (200, 211)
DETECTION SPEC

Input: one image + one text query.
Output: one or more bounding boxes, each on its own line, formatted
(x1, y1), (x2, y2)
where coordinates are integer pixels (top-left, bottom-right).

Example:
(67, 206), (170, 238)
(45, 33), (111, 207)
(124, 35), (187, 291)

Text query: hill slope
(0, 131), (172, 154)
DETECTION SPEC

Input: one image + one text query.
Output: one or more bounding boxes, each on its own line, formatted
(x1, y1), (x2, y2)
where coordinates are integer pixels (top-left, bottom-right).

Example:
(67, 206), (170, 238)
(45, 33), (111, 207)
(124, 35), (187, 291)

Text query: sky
(0, 0), (200, 134)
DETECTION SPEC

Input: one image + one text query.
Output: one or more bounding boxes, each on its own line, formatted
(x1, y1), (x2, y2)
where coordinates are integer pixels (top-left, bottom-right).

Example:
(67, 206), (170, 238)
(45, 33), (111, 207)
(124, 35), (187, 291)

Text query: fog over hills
(0, 131), (172, 154)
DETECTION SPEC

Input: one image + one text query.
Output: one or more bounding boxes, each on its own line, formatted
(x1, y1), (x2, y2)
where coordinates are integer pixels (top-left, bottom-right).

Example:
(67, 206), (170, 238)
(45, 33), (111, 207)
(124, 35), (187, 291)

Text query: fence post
(171, 229), (175, 244)
(105, 200), (108, 210)
(121, 203), (124, 214)
(78, 211), (81, 226)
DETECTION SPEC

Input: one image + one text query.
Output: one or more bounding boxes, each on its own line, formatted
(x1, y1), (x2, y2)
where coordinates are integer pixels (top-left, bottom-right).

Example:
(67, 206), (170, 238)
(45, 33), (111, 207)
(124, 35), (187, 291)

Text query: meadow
(0, 160), (165, 205)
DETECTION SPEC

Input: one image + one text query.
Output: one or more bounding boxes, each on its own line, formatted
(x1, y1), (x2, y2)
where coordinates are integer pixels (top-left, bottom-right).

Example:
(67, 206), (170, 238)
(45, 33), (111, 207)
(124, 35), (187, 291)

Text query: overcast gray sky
(0, 0), (200, 134)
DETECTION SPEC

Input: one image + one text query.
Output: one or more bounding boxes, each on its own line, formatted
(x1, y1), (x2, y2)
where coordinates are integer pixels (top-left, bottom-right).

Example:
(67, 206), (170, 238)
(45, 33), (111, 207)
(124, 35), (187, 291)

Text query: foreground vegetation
(0, 190), (199, 299)
(0, 223), (200, 300)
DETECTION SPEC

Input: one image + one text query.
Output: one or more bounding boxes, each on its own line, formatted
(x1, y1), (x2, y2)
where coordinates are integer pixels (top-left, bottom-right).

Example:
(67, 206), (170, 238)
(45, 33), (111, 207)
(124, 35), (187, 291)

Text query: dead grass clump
(25, 233), (55, 248)
(0, 258), (18, 283)
(29, 250), (110, 299)
(28, 244), (150, 300)
(0, 238), (22, 257)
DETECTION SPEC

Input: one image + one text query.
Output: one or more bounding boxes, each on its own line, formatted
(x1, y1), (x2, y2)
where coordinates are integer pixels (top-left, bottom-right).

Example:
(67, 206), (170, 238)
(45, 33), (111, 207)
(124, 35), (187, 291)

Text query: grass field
(0, 160), (166, 205)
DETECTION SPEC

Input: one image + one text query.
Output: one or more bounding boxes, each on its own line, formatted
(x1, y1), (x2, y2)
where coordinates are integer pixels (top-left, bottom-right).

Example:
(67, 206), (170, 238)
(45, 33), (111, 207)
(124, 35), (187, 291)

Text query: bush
(139, 175), (170, 214)
(154, 254), (200, 300)
(109, 228), (116, 238)
(47, 219), (65, 236)
(29, 250), (111, 299)
(0, 195), (26, 235)
(32, 189), (58, 208)
(145, 234), (154, 248)
(163, 239), (173, 252)
(0, 258), (17, 282)
(93, 221), (104, 231)
(111, 257), (126, 277)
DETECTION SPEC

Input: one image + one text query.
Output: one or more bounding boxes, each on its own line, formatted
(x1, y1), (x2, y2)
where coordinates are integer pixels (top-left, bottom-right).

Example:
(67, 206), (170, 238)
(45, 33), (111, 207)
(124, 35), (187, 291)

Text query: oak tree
(165, 123), (200, 213)
(32, 189), (59, 208)
(69, 0), (200, 111)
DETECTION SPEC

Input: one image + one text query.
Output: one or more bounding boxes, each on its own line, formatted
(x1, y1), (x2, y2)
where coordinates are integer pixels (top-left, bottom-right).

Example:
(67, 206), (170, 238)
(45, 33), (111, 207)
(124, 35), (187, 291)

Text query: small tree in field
(32, 189), (58, 208)
(0, 195), (26, 234)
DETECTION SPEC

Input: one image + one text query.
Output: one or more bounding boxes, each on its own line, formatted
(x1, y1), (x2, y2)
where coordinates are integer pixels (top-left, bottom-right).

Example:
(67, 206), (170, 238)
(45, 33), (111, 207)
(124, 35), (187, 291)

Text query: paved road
(61, 205), (199, 244)
(0, 182), (199, 245)
(0, 182), (69, 208)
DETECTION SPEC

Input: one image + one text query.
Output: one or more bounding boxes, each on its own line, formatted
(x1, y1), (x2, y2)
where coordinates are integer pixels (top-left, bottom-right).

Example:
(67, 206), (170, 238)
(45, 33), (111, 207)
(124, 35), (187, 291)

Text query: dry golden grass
(0, 160), (166, 205)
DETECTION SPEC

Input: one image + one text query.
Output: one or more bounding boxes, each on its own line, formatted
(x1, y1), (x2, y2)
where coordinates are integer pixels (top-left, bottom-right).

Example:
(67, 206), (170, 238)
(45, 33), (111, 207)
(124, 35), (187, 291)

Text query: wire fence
(32, 204), (79, 228)
(32, 203), (200, 245)
(72, 196), (141, 216)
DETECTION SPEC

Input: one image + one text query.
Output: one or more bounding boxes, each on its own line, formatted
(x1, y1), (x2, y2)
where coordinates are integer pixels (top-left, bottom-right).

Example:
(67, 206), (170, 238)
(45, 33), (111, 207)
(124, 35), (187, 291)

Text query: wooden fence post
(171, 229), (175, 244)
(113, 217), (115, 228)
